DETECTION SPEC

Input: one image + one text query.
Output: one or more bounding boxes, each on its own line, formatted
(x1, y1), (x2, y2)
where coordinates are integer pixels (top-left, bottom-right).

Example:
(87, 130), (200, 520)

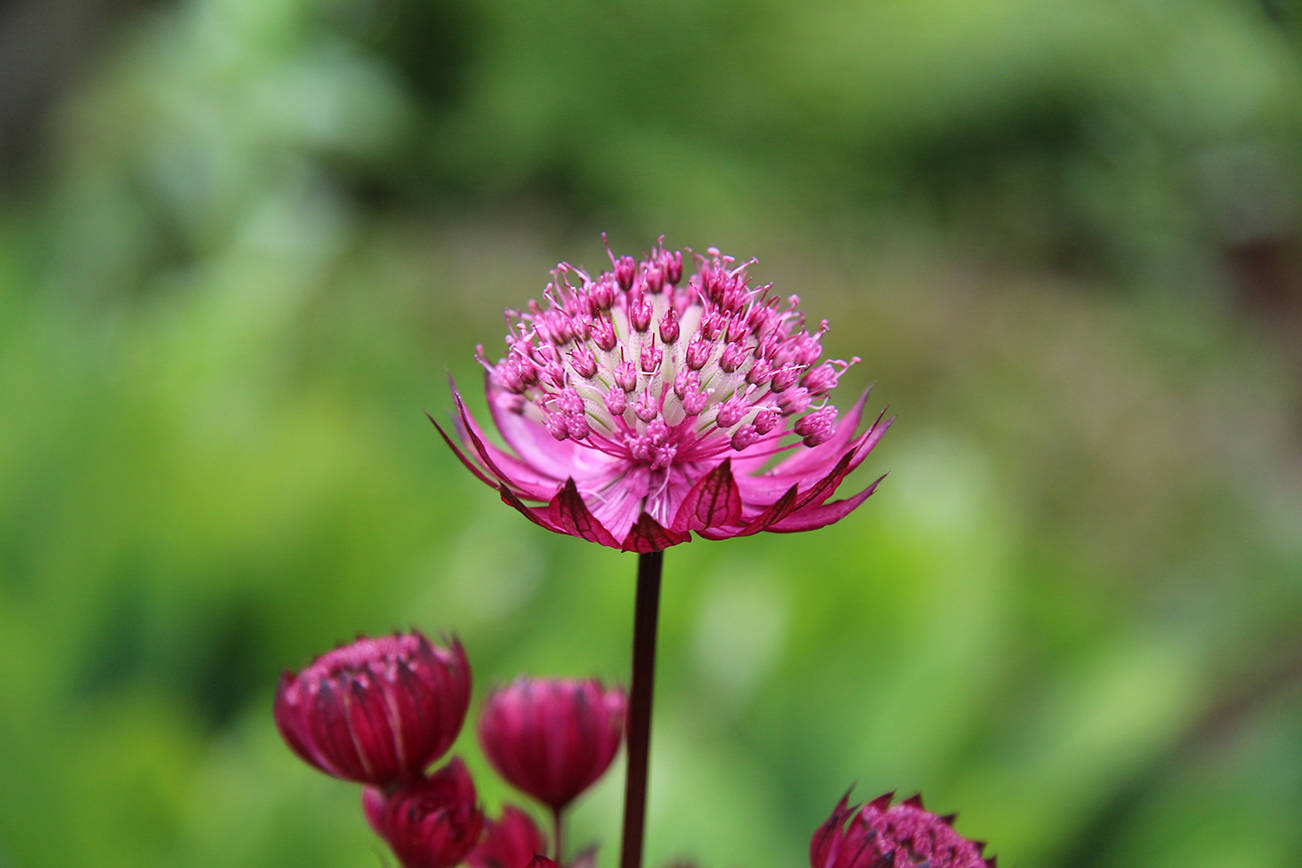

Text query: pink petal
(427, 413), (501, 490)
(670, 459), (742, 533)
(766, 474), (886, 532)
(455, 392), (563, 499)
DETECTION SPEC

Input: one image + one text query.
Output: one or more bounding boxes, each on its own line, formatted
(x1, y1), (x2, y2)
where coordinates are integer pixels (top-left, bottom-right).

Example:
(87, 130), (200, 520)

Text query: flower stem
(552, 806), (563, 864)
(619, 550), (663, 868)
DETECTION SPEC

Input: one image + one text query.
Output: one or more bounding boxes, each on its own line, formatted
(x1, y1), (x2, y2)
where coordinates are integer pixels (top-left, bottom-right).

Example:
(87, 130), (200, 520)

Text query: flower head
(364, 758), (485, 868)
(467, 806), (547, 868)
(478, 677), (627, 812)
(811, 791), (995, 868)
(274, 631), (471, 787)
(435, 238), (892, 552)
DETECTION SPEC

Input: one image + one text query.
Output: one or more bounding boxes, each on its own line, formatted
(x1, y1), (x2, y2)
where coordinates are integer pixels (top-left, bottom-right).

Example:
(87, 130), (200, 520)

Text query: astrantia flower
(478, 677), (627, 812)
(274, 632), (471, 787)
(811, 791), (995, 868)
(364, 758), (484, 868)
(435, 239), (892, 553)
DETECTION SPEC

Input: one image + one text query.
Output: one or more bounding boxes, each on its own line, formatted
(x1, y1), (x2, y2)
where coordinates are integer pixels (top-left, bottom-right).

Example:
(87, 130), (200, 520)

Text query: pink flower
(434, 239), (892, 552)
(478, 678), (627, 812)
(274, 632), (471, 788)
(363, 758), (485, 868)
(467, 806), (547, 868)
(811, 791), (995, 868)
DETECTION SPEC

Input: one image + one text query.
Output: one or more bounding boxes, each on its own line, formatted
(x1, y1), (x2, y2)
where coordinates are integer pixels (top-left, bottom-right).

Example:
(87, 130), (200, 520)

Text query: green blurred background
(2, 0), (1301, 865)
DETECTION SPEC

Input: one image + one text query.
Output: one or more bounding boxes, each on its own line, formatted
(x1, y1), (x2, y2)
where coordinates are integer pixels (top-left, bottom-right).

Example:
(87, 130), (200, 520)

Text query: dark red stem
(552, 805), (563, 864)
(619, 550), (663, 868)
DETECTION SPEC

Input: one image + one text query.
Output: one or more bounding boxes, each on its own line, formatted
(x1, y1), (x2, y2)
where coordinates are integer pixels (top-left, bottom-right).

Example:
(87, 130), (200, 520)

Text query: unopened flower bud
(659, 308), (681, 344)
(615, 255), (636, 290)
(364, 758), (484, 868)
(795, 407), (837, 446)
(614, 361), (638, 393)
(274, 632), (470, 788)
(478, 679), (627, 812)
(467, 806), (545, 868)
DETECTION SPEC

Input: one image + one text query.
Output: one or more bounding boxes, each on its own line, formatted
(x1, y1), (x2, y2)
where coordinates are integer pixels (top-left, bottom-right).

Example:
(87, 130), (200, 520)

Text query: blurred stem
(552, 806), (563, 864)
(619, 550), (663, 868)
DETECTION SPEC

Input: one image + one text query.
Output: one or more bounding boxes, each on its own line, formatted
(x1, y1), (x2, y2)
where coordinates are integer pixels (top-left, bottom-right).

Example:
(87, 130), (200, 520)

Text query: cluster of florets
(275, 631), (626, 868)
(811, 791), (996, 868)
(477, 239), (858, 469)
(441, 239), (891, 552)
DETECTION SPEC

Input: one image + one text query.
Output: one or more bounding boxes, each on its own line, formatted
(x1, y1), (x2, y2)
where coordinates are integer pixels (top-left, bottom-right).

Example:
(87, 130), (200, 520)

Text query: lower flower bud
(364, 758), (484, 868)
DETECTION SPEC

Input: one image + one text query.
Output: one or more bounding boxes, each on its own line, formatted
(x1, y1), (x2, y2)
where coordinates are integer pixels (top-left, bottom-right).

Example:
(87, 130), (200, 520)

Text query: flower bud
(274, 632), (470, 787)
(478, 678), (627, 812)
(467, 806), (546, 868)
(365, 758), (484, 868)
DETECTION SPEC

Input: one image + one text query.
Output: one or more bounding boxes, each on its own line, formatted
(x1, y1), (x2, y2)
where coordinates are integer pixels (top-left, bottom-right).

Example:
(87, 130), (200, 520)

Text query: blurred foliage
(1, 0), (1301, 866)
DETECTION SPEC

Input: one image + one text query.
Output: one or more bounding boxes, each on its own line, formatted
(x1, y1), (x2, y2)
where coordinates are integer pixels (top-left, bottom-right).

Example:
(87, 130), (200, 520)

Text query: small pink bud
(753, 406), (780, 434)
(570, 347), (597, 379)
(634, 389), (660, 423)
(685, 338), (711, 370)
(590, 275), (617, 311)
(770, 366), (800, 393)
(718, 343), (747, 373)
(365, 758), (484, 868)
(467, 806), (545, 868)
(641, 342), (664, 373)
(615, 255), (636, 290)
(614, 361), (638, 392)
(664, 249), (683, 284)
(591, 318), (617, 351)
(726, 316), (749, 343)
(673, 369), (699, 400)
(776, 386), (811, 415)
(803, 363), (838, 395)
(731, 424), (759, 451)
(544, 413), (570, 441)
(565, 412), (590, 440)
(274, 632), (471, 788)
(746, 358), (772, 386)
(716, 395), (748, 429)
(644, 264), (665, 294)
(795, 406), (837, 446)
(605, 387), (627, 416)
(478, 678), (627, 812)
(682, 389), (708, 415)
(629, 292), (653, 332)
(659, 307), (681, 344)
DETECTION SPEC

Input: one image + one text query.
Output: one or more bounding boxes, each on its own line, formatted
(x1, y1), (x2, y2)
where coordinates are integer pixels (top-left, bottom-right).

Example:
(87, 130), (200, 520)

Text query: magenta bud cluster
(275, 633), (629, 868)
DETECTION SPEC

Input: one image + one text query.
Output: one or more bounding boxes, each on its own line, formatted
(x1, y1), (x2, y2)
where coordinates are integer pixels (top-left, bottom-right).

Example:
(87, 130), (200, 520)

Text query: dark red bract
(274, 631), (471, 787)
(364, 758), (484, 868)
(811, 791), (995, 868)
(478, 678), (627, 811)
